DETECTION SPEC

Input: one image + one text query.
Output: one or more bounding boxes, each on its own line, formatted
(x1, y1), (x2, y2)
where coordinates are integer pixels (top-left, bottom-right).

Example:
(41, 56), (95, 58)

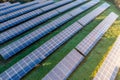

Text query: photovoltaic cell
(0, 0), (54, 22)
(69, 0), (100, 17)
(0, 1), (39, 16)
(41, 0), (72, 11)
(0, 2), (11, 7)
(0, 0), (79, 31)
(93, 36), (120, 80)
(0, 21), (83, 80)
(0, 2), (20, 11)
(0, 13), (72, 59)
(56, 0), (87, 13)
(78, 2), (110, 26)
(76, 12), (118, 56)
(0, 0), (99, 60)
(0, 0), (89, 44)
(42, 49), (84, 80)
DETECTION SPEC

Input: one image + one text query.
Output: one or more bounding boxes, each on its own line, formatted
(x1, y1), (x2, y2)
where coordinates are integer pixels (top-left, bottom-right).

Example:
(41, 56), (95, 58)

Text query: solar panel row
(69, 0), (99, 17)
(0, 1), (39, 16)
(40, 0), (73, 12)
(0, 0), (90, 44)
(0, 0), (117, 80)
(78, 2), (110, 26)
(76, 12), (118, 56)
(0, 4), (5, 7)
(55, 0), (86, 13)
(0, 21), (83, 80)
(0, 2), (11, 7)
(0, 0), (99, 60)
(93, 36), (120, 80)
(42, 3), (111, 79)
(0, 0), (72, 31)
(42, 12), (118, 80)
(0, 0), (55, 23)
(42, 49), (84, 80)
(0, 2), (20, 11)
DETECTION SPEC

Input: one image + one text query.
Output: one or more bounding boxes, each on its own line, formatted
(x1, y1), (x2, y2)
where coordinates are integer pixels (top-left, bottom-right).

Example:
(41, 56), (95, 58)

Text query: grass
(22, 1), (103, 79)
(1, 0), (120, 80)
(68, 0), (120, 80)
(0, 0), (92, 73)
(115, 69), (120, 80)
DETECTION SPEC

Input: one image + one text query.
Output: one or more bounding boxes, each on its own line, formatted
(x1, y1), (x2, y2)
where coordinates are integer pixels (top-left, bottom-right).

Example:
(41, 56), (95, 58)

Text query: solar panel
(56, 0), (87, 13)
(69, 0), (100, 17)
(0, 0), (98, 59)
(0, 2), (20, 11)
(0, 0), (54, 23)
(76, 12), (118, 56)
(0, 13), (72, 59)
(0, 0), (90, 44)
(40, 0), (72, 11)
(0, 0), (75, 31)
(78, 2), (110, 26)
(42, 49), (84, 80)
(0, 21), (83, 80)
(0, 1), (39, 16)
(54, 0), (72, 6)
(0, 4), (5, 7)
(0, 2), (11, 7)
(93, 36), (120, 80)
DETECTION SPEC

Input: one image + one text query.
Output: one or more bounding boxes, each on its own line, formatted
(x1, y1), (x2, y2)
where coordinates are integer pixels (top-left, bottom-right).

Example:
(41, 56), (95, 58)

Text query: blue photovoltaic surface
(0, 0), (89, 43)
(0, 2), (20, 11)
(0, 21), (83, 80)
(0, 0), (54, 23)
(0, 0), (72, 30)
(42, 49), (84, 80)
(0, 0), (99, 60)
(0, 1), (39, 16)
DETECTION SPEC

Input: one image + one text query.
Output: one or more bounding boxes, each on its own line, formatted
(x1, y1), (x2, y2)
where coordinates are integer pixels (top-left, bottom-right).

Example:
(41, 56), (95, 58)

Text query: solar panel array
(93, 36), (120, 80)
(0, 0), (73, 31)
(0, 0), (119, 80)
(0, 0), (54, 23)
(42, 7), (118, 80)
(0, 0), (98, 44)
(78, 2), (110, 26)
(76, 12), (118, 56)
(40, 0), (73, 11)
(0, 2), (20, 11)
(69, 0), (99, 17)
(55, 0), (84, 13)
(0, 1), (39, 16)
(0, 0), (99, 60)
(0, 2), (11, 7)
(42, 49), (84, 80)
(0, 21), (83, 80)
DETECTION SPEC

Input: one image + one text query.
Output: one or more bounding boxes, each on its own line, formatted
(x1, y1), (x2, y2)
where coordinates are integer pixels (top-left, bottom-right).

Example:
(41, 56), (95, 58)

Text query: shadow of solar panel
(0, 1), (39, 16)
(0, 2), (20, 11)
(0, 0), (55, 23)
(78, 2), (110, 26)
(0, 21), (83, 80)
(76, 12), (118, 56)
(42, 49), (84, 80)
